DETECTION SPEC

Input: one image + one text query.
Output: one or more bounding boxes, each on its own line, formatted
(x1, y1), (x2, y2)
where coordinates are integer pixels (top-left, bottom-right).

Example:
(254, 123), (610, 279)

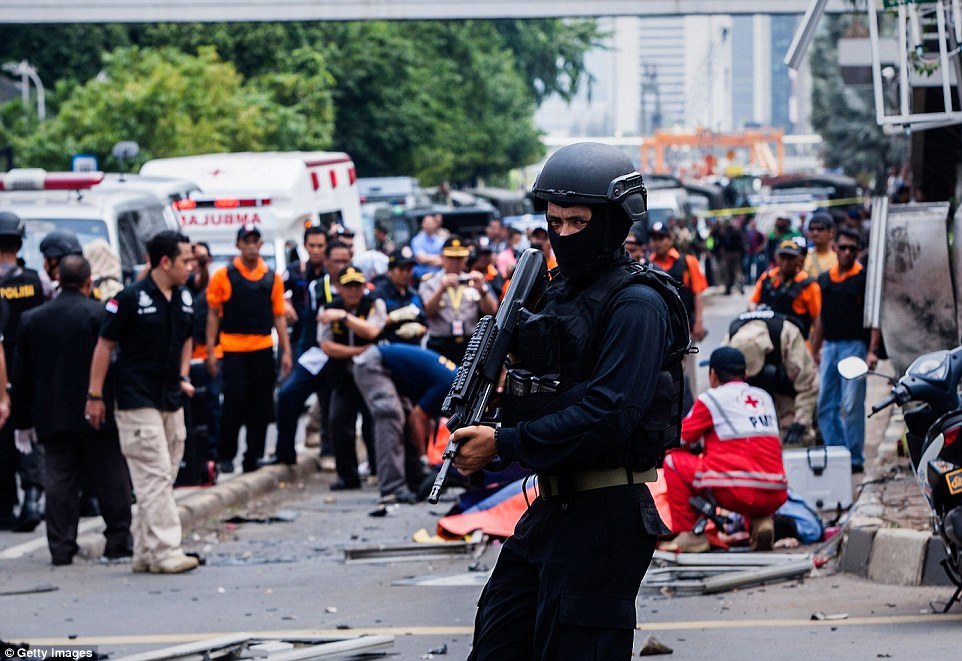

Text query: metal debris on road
(344, 530), (483, 564)
(644, 551), (815, 594)
(0, 583), (58, 596)
(811, 611), (849, 620)
(110, 633), (394, 661)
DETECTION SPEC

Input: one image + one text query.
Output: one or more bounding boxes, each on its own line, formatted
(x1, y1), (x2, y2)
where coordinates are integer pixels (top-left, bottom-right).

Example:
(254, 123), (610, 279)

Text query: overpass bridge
(4, 1), (860, 23)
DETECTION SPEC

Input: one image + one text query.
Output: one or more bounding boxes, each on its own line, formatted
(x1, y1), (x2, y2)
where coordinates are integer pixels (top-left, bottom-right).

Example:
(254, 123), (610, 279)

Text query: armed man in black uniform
(450, 143), (690, 660)
(0, 212), (48, 533)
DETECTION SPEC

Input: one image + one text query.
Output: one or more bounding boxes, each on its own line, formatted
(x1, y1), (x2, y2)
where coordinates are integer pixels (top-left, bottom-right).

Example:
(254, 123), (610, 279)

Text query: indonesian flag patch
(105, 299), (119, 314)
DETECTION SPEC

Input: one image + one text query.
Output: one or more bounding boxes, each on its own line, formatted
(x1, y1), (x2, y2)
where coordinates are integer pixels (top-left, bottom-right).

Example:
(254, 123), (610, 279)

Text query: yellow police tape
(693, 196), (864, 220)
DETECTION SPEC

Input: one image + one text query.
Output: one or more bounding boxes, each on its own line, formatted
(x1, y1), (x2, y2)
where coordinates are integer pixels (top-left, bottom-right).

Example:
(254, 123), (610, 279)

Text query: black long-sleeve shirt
(495, 283), (670, 474)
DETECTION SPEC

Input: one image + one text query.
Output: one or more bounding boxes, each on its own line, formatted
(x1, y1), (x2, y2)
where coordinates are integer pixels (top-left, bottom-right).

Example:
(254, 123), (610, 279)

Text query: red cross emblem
(210, 169), (222, 176)
(743, 394), (759, 409)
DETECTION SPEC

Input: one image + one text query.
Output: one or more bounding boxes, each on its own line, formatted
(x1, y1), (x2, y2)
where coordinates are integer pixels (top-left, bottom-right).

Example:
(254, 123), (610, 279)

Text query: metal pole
(868, 0), (888, 125)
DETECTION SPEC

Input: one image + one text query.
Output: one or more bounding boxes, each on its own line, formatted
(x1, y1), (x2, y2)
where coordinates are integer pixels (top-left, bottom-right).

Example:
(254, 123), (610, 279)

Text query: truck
(141, 151), (364, 272)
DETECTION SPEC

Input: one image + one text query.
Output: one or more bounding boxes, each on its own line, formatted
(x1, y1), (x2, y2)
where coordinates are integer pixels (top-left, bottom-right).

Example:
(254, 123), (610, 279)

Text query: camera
(458, 274), (473, 284)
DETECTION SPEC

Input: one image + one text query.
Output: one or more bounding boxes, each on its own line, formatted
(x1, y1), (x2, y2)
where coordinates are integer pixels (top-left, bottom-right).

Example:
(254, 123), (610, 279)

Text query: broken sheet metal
(344, 530), (484, 564)
(643, 551), (814, 594)
(869, 202), (957, 377)
(112, 633), (394, 661)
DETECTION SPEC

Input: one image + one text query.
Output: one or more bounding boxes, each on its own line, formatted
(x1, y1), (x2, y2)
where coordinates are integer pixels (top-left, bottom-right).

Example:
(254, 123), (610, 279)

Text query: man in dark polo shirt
(85, 230), (199, 574)
(372, 248), (427, 345)
(810, 227), (870, 472)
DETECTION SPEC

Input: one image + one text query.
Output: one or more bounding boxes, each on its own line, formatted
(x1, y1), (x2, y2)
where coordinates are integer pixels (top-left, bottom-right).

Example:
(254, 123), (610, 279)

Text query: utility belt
(537, 467), (657, 500)
(505, 368), (561, 397)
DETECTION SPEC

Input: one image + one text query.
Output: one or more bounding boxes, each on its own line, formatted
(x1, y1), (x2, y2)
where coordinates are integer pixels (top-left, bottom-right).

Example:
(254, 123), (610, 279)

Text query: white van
(95, 172), (201, 204)
(646, 187), (691, 227)
(0, 169), (180, 280)
(141, 151), (364, 272)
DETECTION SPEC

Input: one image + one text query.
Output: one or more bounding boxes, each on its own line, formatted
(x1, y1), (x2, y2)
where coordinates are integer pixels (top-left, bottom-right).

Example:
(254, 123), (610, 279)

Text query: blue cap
(699, 346), (747, 373)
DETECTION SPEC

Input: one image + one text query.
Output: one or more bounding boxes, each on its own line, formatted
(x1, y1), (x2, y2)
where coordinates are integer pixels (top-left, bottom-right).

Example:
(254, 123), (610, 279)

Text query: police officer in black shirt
(0, 211), (47, 532)
(85, 230), (199, 574)
(450, 143), (690, 659)
(372, 248), (427, 345)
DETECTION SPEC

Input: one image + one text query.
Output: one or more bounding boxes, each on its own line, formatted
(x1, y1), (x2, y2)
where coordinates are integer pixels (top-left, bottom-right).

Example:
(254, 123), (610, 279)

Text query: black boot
(13, 486), (42, 533)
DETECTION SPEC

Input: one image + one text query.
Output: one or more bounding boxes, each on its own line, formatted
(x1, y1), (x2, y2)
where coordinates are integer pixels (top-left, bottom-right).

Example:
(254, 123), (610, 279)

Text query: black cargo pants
(468, 483), (668, 661)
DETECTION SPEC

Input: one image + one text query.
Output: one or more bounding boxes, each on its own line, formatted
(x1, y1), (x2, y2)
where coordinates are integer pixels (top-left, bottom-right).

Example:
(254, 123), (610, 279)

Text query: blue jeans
(818, 339), (867, 467)
(275, 363), (325, 464)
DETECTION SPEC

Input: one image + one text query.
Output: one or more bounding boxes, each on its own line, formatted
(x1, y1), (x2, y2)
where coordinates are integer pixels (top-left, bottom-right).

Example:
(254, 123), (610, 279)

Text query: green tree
(4, 46), (334, 170)
(1, 19), (597, 182)
(0, 25), (132, 88)
(317, 20), (545, 183)
(810, 15), (905, 193)
(493, 19), (603, 104)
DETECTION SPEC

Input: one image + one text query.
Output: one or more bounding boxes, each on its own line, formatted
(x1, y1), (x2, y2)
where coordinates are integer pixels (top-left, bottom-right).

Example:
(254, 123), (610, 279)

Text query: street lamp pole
(1, 60), (46, 120)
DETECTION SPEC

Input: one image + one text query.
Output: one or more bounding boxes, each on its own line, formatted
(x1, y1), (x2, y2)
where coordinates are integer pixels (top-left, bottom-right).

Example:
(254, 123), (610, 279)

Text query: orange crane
(640, 128), (785, 177)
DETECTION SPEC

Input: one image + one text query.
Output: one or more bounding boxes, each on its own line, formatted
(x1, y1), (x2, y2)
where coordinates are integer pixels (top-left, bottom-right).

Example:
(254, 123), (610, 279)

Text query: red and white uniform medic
(664, 380), (788, 533)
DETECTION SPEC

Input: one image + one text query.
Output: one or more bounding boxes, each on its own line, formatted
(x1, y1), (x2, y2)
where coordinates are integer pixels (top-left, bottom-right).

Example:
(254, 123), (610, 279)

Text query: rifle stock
(427, 248), (547, 504)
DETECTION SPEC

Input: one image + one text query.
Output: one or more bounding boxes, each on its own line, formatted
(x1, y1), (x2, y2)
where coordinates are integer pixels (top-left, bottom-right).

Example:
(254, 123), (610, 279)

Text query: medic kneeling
(662, 346), (789, 553)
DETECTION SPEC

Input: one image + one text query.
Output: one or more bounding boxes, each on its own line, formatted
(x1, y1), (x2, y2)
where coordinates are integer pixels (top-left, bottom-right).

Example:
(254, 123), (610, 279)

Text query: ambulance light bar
(0, 169), (105, 191)
(173, 197), (272, 211)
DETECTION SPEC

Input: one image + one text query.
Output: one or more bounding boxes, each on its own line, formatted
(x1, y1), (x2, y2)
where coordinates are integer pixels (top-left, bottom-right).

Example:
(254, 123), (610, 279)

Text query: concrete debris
(638, 635), (674, 655)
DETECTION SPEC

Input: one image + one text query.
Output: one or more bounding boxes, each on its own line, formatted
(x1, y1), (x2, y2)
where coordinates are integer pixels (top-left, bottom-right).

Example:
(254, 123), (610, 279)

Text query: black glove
(783, 422), (806, 446)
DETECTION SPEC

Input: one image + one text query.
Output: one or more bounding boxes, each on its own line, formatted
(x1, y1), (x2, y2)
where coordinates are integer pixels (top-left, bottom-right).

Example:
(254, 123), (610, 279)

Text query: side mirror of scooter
(837, 356), (898, 386)
(837, 356), (869, 380)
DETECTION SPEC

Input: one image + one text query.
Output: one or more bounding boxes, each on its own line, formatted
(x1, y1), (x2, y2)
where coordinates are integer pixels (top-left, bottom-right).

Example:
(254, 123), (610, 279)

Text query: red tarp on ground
(438, 470), (677, 539)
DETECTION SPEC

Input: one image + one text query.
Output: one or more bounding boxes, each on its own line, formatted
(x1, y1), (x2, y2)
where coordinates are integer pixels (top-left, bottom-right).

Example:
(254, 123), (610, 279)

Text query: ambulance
(0, 169), (181, 281)
(140, 151), (364, 272)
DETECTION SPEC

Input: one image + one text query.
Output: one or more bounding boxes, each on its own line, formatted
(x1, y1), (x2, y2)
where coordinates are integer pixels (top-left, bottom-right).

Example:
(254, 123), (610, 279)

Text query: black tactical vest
(509, 260), (691, 471)
(759, 271), (814, 338)
(221, 264), (275, 335)
(728, 309), (800, 397)
(665, 254), (696, 327)
(328, 294), (376, 347)
(0, 265), (45, 359)
(324, 294), (376, 385)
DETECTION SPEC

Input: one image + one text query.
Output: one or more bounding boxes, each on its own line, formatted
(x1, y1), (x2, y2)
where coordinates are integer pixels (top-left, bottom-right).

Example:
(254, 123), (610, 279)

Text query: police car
(0, 169), (181, 280)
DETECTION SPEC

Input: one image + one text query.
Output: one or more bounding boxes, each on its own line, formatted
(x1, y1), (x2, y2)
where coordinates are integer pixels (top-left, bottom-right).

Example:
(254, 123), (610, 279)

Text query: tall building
(535, 13), (810, 139)
(638, 16), (686, 131)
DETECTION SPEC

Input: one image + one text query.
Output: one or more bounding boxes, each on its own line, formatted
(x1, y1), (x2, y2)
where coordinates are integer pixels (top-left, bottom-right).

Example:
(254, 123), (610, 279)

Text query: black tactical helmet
(39, 230), (83, 258)
(530, 142), (648, 234)
(0, 211), (25, 239)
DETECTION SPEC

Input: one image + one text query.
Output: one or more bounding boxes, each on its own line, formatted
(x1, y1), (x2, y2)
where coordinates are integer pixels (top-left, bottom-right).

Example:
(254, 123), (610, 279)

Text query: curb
(837, 374), (951, 587)
(77, 454), (322, 560)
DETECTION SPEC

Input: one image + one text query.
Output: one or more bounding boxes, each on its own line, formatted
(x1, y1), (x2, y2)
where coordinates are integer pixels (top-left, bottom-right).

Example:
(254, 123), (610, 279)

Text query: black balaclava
(547, 204), (630, 284)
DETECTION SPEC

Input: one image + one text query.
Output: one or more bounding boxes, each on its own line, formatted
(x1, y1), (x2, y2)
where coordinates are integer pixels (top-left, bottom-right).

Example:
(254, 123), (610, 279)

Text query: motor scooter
(839, 347), (962, 611)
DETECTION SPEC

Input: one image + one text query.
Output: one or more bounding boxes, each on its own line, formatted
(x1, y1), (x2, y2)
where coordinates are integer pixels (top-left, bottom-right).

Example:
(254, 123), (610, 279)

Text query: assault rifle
(427, 248), (548, 504)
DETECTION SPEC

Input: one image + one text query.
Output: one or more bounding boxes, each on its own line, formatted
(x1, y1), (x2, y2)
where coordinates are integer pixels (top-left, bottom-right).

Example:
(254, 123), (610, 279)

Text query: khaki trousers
(115, 407), (186, 565)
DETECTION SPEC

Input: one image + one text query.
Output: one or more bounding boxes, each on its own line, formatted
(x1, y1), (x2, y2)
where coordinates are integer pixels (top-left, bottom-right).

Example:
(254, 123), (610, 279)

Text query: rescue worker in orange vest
(662, 347), (788, 553)
(750, 237), (821, 339)
(206, 224), (291, 474)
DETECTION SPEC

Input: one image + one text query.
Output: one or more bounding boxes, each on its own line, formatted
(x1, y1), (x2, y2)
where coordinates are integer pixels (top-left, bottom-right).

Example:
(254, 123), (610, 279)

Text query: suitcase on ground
(782, 446), (852, 511)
